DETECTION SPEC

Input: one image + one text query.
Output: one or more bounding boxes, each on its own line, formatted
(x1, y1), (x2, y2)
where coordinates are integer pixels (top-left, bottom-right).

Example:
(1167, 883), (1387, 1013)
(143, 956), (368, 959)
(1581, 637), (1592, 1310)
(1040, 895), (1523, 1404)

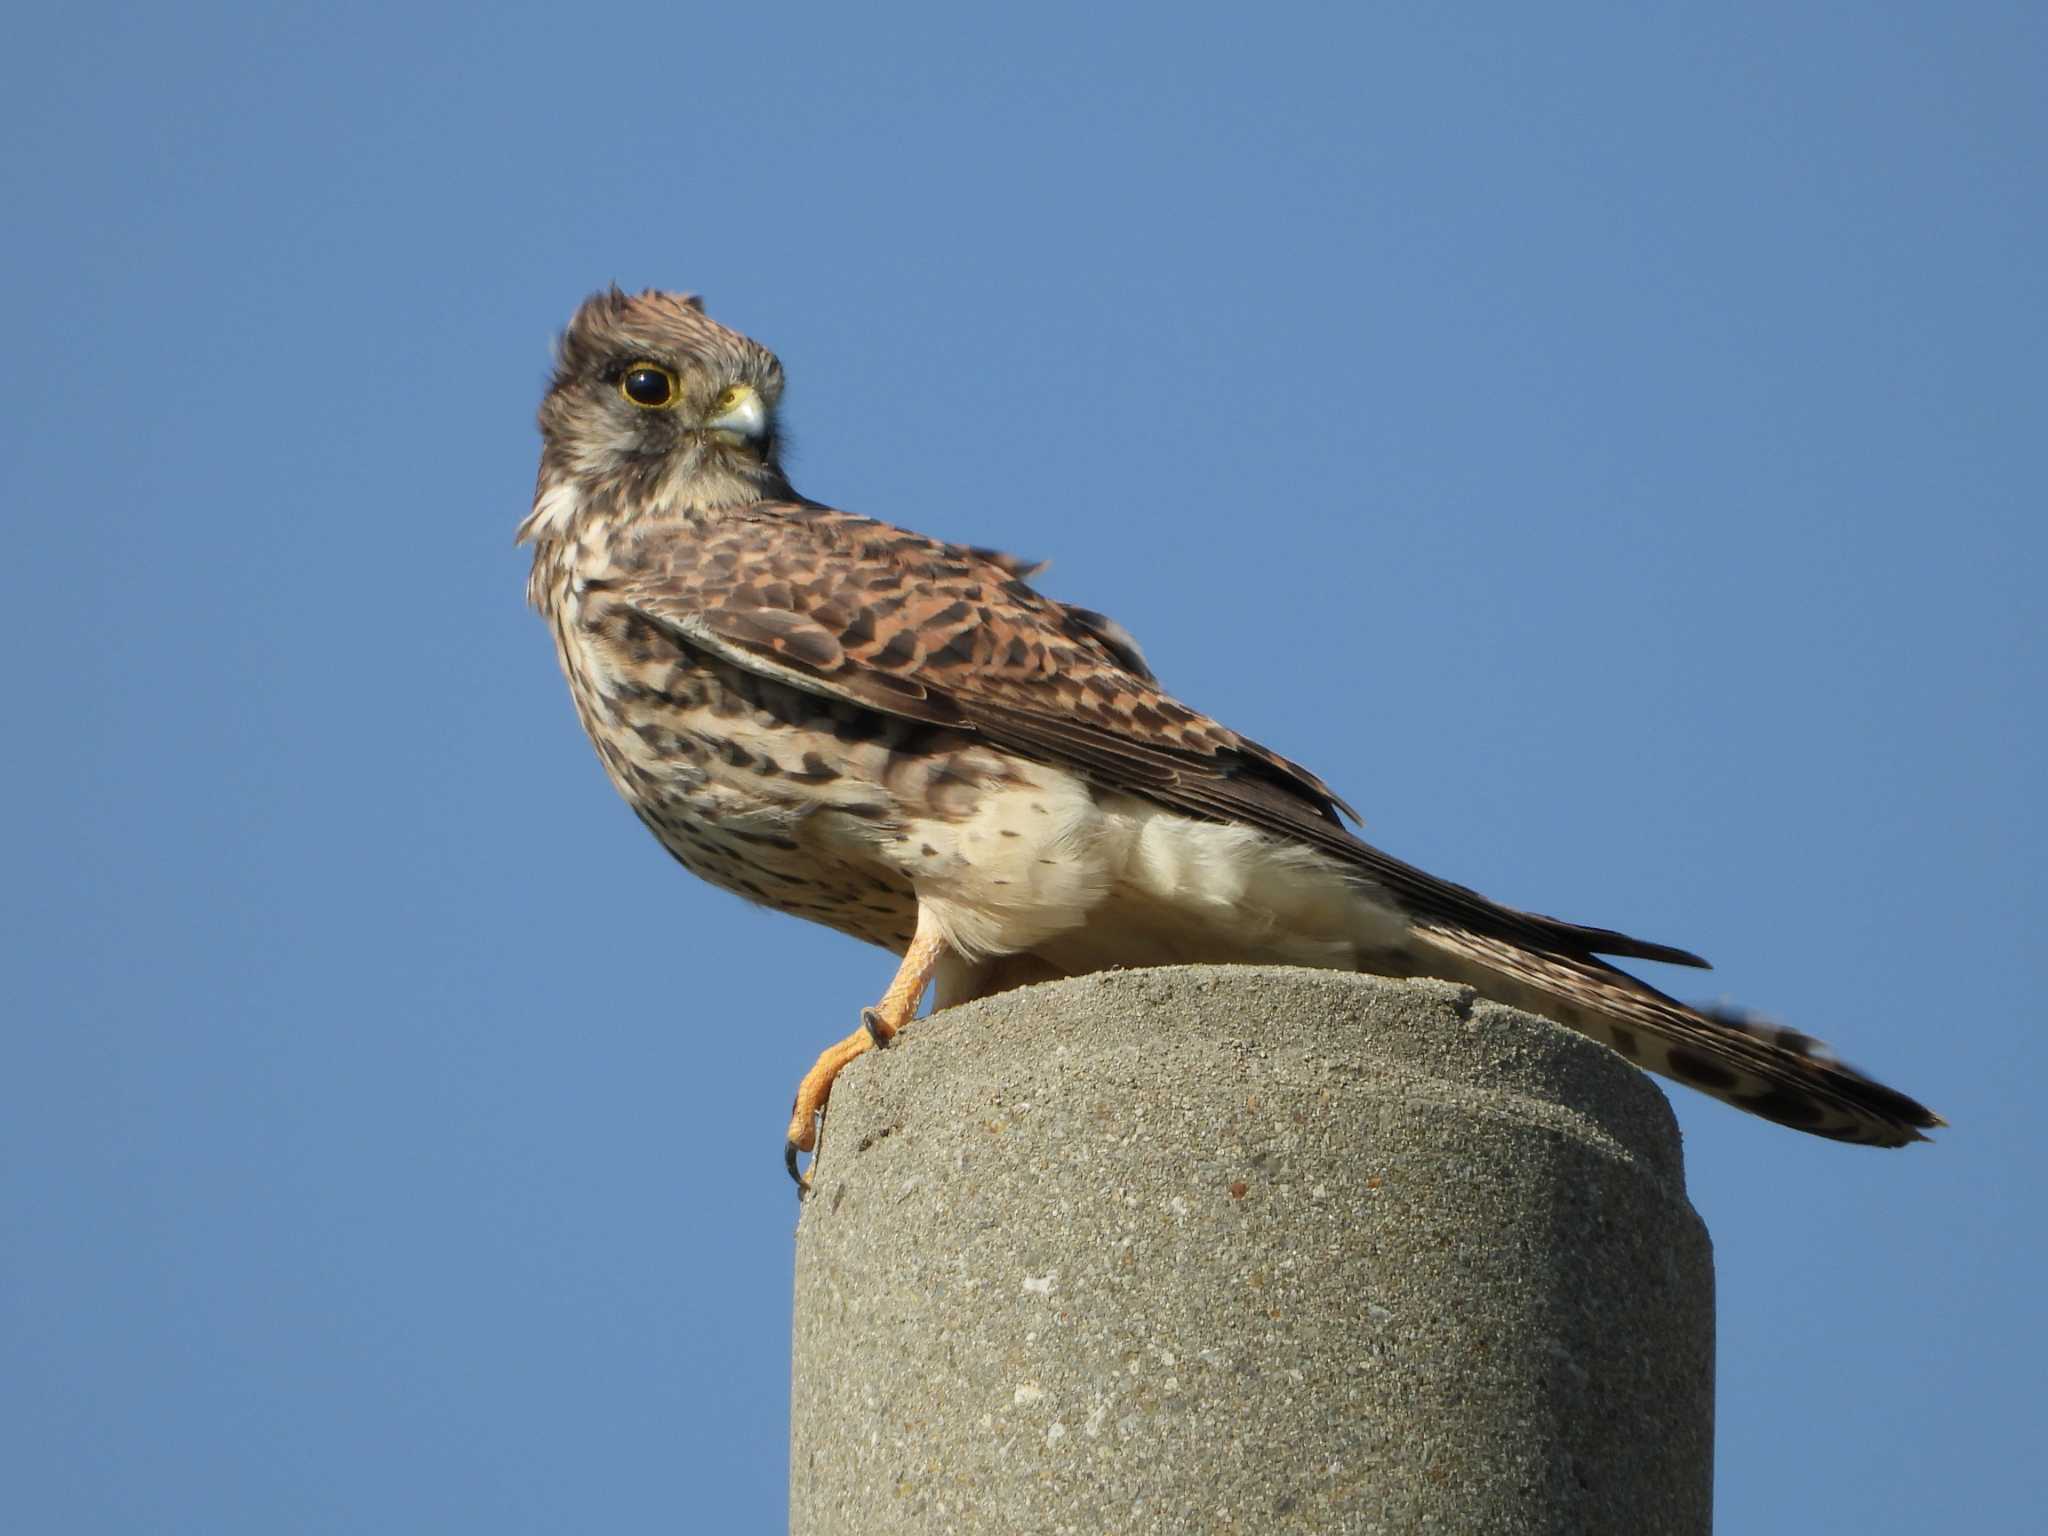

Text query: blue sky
(4, 3), (2042, 1530)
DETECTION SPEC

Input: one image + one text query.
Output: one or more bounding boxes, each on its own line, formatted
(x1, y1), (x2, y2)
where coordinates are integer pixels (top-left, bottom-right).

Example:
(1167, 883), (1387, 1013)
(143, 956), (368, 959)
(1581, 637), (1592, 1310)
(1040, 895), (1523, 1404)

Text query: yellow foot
(785, 1018), (891, 1189)
(784, 911), (947, 1194)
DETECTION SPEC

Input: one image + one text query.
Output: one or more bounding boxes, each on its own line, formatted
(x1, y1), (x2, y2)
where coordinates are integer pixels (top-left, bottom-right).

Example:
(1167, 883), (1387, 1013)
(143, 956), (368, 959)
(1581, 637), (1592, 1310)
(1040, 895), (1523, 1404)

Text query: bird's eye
(620, 363), (679, 408)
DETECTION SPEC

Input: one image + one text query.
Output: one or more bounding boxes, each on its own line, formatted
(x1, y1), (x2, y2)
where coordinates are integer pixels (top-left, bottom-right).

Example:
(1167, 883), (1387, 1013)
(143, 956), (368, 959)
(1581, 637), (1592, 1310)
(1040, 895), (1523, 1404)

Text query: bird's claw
(786, 1003), (908, 1193)
(861, 1007), (893, 1048)
(786, 1123), (818, 1195)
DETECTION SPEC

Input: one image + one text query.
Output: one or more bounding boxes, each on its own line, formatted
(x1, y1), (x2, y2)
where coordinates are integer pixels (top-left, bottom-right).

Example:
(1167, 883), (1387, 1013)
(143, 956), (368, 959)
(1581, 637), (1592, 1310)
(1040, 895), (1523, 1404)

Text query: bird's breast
(545, 585), (938, 950)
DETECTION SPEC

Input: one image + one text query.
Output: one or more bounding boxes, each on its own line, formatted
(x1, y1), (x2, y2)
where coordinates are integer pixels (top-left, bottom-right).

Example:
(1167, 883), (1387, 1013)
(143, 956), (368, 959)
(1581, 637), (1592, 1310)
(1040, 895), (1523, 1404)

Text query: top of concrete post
(792, 967), (1714, 1534)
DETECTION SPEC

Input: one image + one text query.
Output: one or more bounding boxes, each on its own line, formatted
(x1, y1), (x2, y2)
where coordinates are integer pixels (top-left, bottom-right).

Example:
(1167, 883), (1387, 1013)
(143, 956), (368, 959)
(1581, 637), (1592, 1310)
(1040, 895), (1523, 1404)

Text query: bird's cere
(706, 384), (768, 446)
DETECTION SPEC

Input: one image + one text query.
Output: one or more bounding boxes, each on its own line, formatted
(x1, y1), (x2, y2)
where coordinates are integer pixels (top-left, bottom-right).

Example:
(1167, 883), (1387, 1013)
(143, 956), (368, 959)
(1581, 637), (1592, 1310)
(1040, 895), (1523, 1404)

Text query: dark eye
(620, 363), (678, 408)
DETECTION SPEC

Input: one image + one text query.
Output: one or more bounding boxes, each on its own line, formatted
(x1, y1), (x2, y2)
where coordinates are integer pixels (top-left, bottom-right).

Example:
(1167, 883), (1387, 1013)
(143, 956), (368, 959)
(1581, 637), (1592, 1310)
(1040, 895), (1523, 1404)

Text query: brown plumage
(520, 287), (1942, 1183)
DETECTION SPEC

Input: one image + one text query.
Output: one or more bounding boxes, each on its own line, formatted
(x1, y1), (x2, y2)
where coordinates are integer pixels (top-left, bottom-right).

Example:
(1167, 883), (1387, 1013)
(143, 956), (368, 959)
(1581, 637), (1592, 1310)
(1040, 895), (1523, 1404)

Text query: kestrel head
(522, 288), (792, 542)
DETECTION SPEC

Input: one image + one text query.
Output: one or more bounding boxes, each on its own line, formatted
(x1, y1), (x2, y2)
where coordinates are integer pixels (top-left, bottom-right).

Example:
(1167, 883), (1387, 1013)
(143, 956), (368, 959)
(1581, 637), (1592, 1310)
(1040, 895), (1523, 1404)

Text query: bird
(519, 286), (1942, 1188)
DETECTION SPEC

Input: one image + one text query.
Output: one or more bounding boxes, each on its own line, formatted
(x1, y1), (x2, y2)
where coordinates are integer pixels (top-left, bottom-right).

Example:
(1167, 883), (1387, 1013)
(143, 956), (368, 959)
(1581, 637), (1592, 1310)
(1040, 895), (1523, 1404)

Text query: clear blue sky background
(4, 3), (2041, 1530)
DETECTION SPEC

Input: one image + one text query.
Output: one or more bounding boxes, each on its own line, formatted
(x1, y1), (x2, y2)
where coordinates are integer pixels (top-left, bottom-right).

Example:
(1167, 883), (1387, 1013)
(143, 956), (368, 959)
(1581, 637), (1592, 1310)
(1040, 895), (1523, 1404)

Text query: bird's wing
(609, 500), (1707, 970)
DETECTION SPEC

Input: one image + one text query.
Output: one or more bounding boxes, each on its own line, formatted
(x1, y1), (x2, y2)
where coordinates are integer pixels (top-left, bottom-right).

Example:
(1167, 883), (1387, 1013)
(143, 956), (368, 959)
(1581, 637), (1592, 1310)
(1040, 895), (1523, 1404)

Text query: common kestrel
(521, 288), (1941, 1187)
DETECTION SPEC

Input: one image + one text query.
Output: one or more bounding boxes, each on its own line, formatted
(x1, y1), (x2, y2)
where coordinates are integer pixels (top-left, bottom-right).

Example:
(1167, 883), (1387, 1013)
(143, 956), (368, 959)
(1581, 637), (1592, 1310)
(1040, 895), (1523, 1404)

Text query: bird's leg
(785, 905), (949, 1192)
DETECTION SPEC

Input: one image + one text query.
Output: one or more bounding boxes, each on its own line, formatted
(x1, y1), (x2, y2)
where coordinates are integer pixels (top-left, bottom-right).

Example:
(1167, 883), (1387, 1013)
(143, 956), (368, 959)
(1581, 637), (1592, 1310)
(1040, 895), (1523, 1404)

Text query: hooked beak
(704, 385), (769, 448)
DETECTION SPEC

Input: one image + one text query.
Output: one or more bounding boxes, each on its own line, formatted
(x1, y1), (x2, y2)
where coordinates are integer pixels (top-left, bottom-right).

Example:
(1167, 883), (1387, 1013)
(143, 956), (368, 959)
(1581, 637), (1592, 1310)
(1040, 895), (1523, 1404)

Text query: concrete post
(790, 967), (1713, 1534)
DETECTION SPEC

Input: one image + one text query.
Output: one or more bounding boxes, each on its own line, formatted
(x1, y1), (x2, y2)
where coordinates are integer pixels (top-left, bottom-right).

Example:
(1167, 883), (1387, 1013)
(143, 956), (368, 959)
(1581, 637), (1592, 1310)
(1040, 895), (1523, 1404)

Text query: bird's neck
(518, 457), (794, 548)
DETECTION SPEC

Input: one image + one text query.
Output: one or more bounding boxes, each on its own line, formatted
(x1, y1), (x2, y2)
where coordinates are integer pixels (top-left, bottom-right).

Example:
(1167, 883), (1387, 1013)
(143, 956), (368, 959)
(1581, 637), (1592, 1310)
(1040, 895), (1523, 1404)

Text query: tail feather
(1523, 913), (1711, 970)
(1410, 924), (1944, 1148)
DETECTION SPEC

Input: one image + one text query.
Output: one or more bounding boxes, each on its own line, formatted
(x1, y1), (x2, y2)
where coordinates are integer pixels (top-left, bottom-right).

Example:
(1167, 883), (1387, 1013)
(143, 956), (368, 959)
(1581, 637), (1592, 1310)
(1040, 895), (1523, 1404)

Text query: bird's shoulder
(618, 500), (1143, 672)
(594, 498), (1359, 822)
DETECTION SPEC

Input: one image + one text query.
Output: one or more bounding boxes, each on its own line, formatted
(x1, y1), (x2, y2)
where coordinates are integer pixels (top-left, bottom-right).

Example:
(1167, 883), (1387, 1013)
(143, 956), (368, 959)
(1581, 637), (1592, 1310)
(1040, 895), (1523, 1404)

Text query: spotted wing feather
(608, 500), (1708, 971)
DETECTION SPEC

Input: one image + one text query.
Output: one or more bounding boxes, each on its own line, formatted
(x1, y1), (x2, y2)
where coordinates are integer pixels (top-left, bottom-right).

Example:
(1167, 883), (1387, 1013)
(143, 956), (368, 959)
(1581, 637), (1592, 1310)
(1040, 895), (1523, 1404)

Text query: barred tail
(1409, 924), (1944, 1147)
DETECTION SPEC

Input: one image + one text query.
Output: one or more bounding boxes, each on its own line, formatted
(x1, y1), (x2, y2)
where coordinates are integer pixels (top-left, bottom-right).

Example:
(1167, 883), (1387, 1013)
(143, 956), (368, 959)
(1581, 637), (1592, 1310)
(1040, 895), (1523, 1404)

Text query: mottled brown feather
(522, 286), (1940, 1155)
(1411, 924), (1942, 1146)
(607, 501), (1709, 971)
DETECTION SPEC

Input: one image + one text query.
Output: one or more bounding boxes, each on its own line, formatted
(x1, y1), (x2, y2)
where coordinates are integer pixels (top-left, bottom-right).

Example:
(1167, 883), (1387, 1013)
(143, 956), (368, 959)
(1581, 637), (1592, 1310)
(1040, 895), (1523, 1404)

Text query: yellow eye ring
(619, 362), (679, 409)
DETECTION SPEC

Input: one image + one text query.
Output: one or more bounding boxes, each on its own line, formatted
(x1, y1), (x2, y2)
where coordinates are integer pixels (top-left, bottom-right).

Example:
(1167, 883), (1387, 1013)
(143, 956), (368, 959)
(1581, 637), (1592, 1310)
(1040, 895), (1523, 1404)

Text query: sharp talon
(785, 923), (944, 1199)
(862, 1007), (892, 1048)
(786, 1101), (822, 1193)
